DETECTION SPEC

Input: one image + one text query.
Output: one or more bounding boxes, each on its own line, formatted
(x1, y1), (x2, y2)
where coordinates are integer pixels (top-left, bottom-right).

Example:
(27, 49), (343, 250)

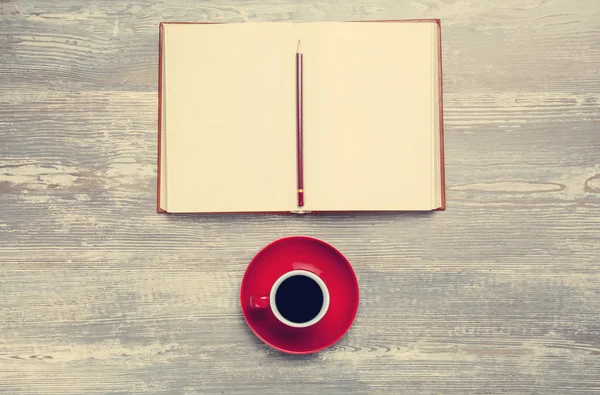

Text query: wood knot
(584, 173), (600, 193)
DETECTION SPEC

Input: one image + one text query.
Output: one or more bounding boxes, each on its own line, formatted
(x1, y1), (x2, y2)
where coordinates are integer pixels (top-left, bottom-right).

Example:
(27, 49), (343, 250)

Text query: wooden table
(1, 1), (599, 393)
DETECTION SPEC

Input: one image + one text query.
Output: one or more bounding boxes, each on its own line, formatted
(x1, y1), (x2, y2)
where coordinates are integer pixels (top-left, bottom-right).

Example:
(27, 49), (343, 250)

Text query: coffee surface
(275, 275), (324, 323)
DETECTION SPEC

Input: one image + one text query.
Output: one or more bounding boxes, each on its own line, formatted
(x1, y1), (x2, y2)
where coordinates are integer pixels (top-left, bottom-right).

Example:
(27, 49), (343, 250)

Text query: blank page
(162, 23), (298, 213)
(302, 22), (439, 211)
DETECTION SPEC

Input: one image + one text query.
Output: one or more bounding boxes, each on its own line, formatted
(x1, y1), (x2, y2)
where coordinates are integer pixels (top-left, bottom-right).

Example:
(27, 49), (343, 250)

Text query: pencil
(296, 40), (304, 207)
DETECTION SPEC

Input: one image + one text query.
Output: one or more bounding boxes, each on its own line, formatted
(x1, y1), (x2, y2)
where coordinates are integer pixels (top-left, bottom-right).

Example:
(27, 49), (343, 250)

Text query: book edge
(158, 19), (440, 25)
(161, 210), (437, 215)
(157, 22), (166, 213)
(436, 19), (446, 211)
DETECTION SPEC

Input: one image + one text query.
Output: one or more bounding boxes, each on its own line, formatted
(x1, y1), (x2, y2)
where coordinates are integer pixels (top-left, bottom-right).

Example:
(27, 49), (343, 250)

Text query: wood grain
(1, 0), (599, 393)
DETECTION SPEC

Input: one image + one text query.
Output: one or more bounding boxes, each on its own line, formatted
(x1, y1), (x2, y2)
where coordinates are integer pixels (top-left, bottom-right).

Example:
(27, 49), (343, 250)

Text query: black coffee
(275, 275), (324, 324)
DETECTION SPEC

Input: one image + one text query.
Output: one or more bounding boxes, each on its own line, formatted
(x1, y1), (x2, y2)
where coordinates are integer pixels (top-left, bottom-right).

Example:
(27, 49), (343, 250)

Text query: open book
(158, 20), (445, 213)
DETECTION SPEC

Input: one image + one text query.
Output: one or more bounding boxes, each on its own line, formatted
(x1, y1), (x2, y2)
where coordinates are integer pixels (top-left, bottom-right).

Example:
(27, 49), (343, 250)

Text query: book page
(162, 23), (299, 213)
(301, 22), (440, 211)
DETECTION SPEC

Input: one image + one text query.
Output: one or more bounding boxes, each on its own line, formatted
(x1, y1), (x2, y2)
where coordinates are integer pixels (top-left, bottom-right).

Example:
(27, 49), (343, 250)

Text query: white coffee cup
(250, 270), (330, 328)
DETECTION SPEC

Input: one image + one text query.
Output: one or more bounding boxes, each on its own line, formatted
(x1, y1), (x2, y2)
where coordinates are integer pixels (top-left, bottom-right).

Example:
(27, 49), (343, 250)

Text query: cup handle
(250, 295), (270, 309)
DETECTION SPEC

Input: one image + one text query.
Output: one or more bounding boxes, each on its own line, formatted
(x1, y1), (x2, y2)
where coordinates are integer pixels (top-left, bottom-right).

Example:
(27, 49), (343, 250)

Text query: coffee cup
(250, 270), (330, 328)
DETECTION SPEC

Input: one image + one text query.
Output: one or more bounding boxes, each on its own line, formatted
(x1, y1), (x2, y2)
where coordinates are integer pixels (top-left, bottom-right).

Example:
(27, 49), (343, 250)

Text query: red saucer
(240, 236), (359, 354)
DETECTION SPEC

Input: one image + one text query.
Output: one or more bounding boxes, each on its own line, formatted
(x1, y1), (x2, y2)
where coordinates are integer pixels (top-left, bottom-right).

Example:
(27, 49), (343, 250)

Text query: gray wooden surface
(1, 0), (599, 393)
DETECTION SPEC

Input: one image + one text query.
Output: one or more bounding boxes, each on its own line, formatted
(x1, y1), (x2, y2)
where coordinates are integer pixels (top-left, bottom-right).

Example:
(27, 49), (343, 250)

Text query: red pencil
(296, 40), (304, 207)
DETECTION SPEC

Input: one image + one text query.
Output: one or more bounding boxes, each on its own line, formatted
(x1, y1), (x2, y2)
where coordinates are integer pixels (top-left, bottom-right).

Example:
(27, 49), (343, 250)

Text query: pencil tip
(297, 40), (301, 53)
